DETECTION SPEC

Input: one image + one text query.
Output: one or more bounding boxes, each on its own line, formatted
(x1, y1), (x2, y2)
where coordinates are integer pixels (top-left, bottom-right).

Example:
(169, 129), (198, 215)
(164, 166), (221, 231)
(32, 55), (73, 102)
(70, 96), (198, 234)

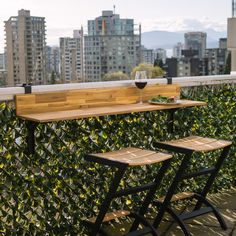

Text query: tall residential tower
(84, 10), (141, 82)
(184, 32), (207, 59)
(5, 9), (46, 86)
(60, 29), (84, 83)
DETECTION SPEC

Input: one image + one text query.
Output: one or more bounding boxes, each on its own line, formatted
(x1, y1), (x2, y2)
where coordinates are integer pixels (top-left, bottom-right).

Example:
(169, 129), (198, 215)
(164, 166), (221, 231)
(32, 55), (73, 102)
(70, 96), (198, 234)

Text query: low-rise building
(205, 39), (228, 75)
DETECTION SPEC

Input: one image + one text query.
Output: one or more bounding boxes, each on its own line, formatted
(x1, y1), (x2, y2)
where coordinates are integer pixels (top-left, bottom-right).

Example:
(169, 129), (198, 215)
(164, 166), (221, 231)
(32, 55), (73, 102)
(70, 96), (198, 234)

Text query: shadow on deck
(105, 188), (236, 236)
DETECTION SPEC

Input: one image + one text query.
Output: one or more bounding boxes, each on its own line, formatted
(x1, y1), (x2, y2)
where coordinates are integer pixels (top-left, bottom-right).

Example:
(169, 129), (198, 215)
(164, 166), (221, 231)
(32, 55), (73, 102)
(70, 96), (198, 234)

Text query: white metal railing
(1, 74), (236, 102)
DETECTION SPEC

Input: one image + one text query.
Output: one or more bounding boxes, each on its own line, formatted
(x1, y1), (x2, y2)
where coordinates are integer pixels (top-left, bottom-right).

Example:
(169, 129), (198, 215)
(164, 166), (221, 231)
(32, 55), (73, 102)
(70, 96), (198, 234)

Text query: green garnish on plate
(150, 95), (175, 103)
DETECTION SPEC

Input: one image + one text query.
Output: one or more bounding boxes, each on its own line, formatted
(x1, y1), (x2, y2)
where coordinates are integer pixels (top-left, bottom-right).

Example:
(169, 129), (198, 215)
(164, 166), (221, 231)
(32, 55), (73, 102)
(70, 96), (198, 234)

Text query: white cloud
(46, 18), (227, 46)
(46, 28), (76, 46)
(141, 17), (227, 33)
(0, 17), (227, 50)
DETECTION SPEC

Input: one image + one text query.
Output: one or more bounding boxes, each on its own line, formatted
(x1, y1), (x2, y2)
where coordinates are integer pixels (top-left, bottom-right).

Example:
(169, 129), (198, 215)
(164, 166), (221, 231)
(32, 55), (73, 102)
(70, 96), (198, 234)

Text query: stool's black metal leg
(194, 145), (231, 211)
(193, 194), (227, 230)
(26, 121), (37, 155)
(153, 202), (190, 236)
(152, 151), (193, 229)
(129, 212), (159, 236)
(98, 227), (110, 236)
(129, 159), (172, 232)
(90, 166), (127, 236)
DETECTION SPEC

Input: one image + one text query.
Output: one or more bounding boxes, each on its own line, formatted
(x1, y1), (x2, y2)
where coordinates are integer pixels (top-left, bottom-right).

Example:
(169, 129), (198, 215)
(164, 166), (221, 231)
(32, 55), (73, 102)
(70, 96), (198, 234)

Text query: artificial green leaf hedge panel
(0, 84), (235, 235)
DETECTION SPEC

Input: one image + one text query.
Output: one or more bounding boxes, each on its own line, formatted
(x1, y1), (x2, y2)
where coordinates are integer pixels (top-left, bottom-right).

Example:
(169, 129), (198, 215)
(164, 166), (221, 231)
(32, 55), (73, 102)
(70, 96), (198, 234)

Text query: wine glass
(135, 71), (147, 104)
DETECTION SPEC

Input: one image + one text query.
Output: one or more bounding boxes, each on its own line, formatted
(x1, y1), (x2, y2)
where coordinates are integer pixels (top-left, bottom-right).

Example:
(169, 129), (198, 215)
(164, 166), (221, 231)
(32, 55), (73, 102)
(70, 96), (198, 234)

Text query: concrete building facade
(5, 9), (46, 86)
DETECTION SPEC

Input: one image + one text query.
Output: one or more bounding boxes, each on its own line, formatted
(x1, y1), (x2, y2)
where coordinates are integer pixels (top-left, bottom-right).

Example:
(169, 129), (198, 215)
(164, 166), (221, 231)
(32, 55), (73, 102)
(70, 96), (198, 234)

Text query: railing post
(22, 83), (32, 94)
(22, 83), (36, 155)
(167, 77), (172, 84)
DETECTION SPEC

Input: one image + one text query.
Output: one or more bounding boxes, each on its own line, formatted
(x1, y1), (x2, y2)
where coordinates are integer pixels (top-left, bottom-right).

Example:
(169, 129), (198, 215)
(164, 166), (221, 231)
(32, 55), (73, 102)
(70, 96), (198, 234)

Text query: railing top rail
(1, 75), (236, 102)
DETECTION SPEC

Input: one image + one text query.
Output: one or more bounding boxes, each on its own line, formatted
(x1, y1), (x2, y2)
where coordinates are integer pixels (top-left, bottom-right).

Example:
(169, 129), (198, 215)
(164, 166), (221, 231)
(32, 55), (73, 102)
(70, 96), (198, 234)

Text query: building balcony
(0, 74), (236, 235)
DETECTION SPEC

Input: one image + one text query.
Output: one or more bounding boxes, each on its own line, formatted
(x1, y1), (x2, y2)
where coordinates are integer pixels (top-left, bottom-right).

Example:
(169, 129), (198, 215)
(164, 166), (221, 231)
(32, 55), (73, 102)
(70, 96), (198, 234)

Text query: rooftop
(0, 75), (236, 235)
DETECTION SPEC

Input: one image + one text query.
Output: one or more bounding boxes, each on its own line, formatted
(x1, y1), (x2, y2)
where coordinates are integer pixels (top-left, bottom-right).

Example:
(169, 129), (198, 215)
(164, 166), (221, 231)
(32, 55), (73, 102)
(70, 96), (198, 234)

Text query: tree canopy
(103, 71), (129, 81)
(131, 63), (165, 79)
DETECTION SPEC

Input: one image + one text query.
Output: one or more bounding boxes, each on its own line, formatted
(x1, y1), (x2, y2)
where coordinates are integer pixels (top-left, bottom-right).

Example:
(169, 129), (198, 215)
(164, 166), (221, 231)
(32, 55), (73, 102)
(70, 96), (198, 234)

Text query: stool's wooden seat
(159, 136), (232, 152)
(87, 147), (172, 167)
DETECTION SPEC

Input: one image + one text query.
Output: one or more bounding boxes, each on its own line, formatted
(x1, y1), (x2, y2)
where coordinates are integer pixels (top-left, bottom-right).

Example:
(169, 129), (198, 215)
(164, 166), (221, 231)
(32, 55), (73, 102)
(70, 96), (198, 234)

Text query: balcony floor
(106, 188), (236, 235)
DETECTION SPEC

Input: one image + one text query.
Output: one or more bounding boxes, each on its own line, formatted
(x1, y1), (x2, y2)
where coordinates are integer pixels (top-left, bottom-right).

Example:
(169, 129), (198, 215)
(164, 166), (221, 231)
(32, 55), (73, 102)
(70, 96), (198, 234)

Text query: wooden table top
(18, 100), (206, 123)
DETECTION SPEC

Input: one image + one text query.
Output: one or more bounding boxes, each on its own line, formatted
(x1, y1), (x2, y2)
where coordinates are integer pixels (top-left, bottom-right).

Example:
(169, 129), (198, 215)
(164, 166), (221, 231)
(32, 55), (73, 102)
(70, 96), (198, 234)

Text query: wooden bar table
(15, 84), (206, 154)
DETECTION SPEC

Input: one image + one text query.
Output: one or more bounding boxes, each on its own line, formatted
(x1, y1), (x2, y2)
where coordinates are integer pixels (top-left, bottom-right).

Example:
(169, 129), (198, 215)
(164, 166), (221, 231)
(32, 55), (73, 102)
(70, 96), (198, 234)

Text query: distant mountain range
(141, 29), (227, 50)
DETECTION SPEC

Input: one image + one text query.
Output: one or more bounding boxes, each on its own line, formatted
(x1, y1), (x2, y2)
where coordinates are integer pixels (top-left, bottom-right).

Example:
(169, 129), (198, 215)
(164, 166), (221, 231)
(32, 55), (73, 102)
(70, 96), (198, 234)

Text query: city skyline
(0, 0), (231, 52)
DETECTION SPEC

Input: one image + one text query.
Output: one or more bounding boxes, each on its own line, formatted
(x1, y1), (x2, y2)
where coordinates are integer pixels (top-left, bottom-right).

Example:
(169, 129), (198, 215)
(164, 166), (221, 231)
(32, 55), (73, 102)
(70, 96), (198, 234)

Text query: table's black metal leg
(129, 159), (172, 232)
(90, 166), (127, 236)
(26, 121), (37, 155)
(152, 151), (193, 229)
(167, 109), (177, 133)
(194, 145), (231, 211)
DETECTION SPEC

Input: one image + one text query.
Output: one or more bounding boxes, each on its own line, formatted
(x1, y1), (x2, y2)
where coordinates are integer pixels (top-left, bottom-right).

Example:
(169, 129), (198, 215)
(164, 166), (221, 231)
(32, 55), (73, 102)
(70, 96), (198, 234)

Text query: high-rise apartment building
(141, 47), (155, 64)
(154, 48), (167, 63)
(60, 29), (84, 83)
(173, 42), (184, 58)
(5, 9), (46, 86)
(45, 46), (60, 82)
(219, 38), (227, 49)
(184, 32), (207, 59)
(84, 10), (141, 82)
(0, 52), (7, 86)
(0, 53), (6, 70)
(233, 0), (236, 16)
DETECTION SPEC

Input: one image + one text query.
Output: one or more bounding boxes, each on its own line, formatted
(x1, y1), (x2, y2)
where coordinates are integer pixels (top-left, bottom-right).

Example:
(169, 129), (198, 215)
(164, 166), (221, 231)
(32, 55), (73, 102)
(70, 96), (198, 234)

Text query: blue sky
(0, 0), (231, 51)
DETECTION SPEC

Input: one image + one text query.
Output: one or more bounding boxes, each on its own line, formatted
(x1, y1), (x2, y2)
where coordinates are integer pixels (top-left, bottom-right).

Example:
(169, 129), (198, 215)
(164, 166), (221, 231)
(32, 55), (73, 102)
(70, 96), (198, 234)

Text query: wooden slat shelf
(17, 100), (206, 123)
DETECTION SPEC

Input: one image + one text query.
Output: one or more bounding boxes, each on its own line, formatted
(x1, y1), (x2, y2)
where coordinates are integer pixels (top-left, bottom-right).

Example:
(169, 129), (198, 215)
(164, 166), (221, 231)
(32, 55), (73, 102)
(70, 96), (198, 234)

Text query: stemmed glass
(135, 71), (147, 104)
